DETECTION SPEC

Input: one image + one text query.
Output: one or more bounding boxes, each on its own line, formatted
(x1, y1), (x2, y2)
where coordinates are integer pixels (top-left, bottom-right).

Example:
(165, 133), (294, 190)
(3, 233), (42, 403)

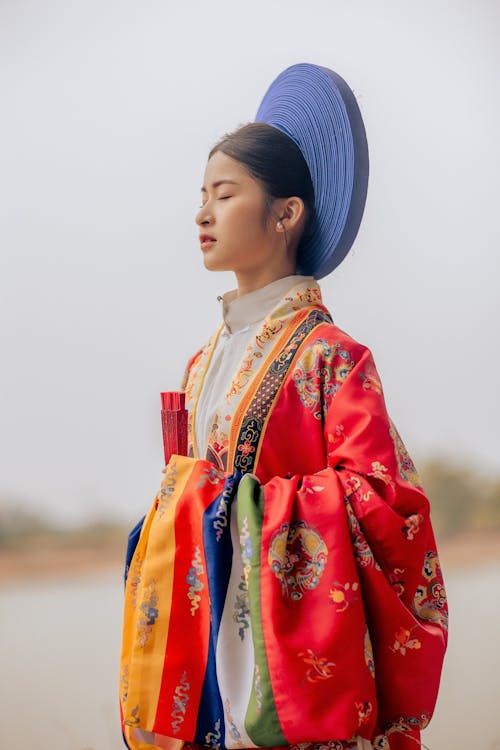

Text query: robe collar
(221, 275), (315, 334)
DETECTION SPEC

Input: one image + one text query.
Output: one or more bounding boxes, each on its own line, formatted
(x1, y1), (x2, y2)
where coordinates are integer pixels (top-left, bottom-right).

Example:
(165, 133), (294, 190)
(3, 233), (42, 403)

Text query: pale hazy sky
(1, 0), (499, 525)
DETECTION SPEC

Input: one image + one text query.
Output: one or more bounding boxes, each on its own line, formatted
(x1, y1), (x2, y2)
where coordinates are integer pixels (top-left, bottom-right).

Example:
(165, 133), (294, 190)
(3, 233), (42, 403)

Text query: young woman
(120, 64), (447, 750)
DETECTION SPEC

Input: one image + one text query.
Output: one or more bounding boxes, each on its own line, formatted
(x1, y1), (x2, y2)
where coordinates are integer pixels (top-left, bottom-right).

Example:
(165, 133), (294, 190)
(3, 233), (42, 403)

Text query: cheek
(230, 203), (270, 237)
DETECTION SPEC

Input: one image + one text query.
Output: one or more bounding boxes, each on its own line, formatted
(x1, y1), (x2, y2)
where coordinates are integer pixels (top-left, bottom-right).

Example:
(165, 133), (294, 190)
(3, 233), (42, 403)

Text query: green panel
(236, 474), (287, 747)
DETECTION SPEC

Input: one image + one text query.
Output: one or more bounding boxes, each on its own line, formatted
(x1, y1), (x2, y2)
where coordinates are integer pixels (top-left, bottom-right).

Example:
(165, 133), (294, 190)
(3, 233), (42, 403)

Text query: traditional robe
(120, 280), (448, 750)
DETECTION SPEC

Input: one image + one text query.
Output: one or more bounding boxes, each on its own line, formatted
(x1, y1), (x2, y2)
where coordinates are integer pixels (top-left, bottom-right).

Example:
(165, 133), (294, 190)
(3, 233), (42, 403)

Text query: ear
(275, 196), (306, 234)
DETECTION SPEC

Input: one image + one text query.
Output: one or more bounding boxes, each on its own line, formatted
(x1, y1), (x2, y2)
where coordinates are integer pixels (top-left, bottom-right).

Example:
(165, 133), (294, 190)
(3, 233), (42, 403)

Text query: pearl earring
(276, 221), (283, 230)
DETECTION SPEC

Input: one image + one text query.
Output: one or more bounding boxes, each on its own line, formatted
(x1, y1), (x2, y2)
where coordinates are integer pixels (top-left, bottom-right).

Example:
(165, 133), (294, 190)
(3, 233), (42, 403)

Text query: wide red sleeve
(253, 341), (448, 748)
(330, 345), (447, 732)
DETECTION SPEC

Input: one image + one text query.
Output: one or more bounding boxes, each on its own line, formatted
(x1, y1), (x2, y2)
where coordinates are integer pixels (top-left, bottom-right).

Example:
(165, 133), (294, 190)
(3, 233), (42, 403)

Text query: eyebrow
(201, 179), (239, 192)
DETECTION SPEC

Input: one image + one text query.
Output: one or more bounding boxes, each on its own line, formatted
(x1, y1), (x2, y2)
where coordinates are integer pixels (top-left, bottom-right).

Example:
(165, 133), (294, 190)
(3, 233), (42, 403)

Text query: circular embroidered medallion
(268, 521), (328, 600)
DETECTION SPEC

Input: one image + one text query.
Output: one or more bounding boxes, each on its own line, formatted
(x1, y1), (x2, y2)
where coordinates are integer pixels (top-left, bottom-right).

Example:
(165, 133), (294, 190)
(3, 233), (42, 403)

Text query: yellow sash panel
(120, 456), (198, 748)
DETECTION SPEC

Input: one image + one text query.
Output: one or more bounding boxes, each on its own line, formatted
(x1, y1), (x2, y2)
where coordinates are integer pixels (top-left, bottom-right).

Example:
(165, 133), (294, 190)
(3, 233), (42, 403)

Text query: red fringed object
(160, 391), (188, 464)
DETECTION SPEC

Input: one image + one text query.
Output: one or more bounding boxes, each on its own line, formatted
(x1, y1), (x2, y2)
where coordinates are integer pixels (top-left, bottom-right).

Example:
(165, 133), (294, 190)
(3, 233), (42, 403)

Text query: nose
(195, 202), (213, 227)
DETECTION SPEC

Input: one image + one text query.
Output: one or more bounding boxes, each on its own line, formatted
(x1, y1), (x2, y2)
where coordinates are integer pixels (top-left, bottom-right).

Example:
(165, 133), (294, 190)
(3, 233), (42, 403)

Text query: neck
(234, 263), (296, 297)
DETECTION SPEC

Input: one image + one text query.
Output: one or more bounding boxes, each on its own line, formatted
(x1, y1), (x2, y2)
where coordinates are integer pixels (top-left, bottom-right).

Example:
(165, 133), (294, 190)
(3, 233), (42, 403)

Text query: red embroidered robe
(120, 282), (448, 750)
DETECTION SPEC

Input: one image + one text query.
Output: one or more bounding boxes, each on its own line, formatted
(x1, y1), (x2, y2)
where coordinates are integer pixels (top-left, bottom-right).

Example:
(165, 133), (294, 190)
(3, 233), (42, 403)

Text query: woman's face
(195, 151), (279, 275)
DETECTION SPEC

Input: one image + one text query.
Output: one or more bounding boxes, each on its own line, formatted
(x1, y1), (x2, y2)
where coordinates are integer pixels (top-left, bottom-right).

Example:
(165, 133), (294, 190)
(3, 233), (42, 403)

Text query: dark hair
(209, 123), (315, 254)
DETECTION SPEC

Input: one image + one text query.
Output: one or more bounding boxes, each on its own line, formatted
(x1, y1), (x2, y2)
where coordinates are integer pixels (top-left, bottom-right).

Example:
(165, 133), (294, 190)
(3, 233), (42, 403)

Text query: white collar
(221, 275), (314, 333)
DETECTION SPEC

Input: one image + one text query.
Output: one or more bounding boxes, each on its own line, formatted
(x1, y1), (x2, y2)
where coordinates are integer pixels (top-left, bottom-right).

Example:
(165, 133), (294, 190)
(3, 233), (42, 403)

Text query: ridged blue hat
(255, 63), (369, 279)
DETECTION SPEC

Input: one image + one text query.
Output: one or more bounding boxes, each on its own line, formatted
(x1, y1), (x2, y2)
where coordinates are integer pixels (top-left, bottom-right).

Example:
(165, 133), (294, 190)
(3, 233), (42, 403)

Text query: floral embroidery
(254, 664), (263, 714)
(128, 552), (143, 607)
(345, 475), (361, 493)
(364, 628), (375, 678)
(171, 671), (190, 734)
(268, 521), (328, 600)
(206, 411), (230, 470)
(240, 516), (253, 584)
(329, 581), (359, 612)
(233, 577), (250, 641)
(327, 424), (346, 450)
(238, 438), (256, 458)
(388, 567), (405, 596)
(124, 703), (140, 727)
(412, 551), (448, 630)
(359, 361), (382, 394)
(299, 648), (336, 682)
(382, 714), (430, 739)
(186, 546), (204, 615)
(333, 347), (355, 383)
(183, 347), (206, 405)
(156, 460), (177, 517)
(226, 352), (259, 399)
(282, 285), (323, 310)
(224, 698), (244, 748)
(368, 461), (395, 488)
(197, 465), (225, 488)
(300, 476), (325, 496)
(391, 626), (422, 655)
(255, 319), (285, 350)
(225, 317), (285, 402)
(389, 420), (422, 488)
(137, 580), (159, 647)
(402, 513), (425, 540)
(120, 664), (129, 705)
(355, 700), (373, 726)
(204, 718), (222, 748)
(345, 475), (373, 503)
(234, 417), (260, 473)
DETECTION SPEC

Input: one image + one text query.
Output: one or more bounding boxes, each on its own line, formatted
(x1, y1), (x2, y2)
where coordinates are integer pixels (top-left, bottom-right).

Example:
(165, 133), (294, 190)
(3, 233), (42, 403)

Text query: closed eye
(218, 195), (232, 200)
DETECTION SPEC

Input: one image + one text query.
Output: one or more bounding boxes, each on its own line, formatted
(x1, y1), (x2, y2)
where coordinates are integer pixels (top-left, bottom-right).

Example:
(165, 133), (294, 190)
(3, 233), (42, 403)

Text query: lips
(199, 234), (216, 251)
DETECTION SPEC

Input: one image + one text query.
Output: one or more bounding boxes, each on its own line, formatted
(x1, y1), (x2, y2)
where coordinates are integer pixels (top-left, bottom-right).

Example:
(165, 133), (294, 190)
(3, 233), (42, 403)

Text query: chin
(202, 254), (231, 272)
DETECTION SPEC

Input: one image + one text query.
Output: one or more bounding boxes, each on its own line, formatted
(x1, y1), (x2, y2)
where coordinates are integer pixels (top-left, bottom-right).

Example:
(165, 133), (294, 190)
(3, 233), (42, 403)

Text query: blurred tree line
(0, 505), (127, 549)
(421, 459), (500, 538)
(1, 459), (499, 547)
